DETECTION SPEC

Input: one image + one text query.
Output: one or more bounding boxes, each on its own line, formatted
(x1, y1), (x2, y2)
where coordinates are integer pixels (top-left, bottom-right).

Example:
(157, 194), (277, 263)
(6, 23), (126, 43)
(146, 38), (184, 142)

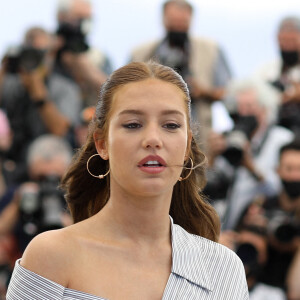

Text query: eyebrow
(118, 109), (185, 117)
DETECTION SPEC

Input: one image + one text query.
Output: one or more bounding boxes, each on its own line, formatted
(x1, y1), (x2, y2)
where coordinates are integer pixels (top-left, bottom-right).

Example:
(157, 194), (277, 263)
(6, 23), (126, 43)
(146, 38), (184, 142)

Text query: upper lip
(138, 155), (167, 167)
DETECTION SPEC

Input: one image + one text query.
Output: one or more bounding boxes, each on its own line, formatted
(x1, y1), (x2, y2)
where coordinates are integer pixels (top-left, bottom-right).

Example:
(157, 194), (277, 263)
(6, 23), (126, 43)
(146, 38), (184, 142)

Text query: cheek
(107, 130), (136, 171)
(171, 134), (189, 160)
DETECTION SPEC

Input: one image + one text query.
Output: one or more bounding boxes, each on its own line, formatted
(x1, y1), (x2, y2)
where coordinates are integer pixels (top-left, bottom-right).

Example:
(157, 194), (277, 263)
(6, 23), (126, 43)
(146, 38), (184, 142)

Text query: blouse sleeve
(7, 259), (65, 300)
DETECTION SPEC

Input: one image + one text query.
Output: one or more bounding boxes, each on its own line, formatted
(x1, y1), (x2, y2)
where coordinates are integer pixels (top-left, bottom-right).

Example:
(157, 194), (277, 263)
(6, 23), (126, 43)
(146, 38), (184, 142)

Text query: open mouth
(137, 155), (167, 174)
(138, 155), (167, 174)
(142, 160), (163, 167)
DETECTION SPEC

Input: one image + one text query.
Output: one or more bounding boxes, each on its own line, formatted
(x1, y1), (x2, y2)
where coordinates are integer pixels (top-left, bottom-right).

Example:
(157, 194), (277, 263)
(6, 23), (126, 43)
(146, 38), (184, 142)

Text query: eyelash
(163, 123), (181, 130)
(122, 122), (181, 130)
(122, 123), (141, 129)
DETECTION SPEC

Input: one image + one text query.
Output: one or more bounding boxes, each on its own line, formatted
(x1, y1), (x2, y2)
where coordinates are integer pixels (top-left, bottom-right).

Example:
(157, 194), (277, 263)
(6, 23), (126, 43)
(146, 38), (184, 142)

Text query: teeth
(147, 160), (159, 164)
(144, 160), (161, 167)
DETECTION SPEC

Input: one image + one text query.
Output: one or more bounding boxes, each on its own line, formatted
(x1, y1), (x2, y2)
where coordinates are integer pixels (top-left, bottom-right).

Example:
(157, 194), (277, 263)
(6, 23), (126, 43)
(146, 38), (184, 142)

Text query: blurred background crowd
(0, 0), (300, 299)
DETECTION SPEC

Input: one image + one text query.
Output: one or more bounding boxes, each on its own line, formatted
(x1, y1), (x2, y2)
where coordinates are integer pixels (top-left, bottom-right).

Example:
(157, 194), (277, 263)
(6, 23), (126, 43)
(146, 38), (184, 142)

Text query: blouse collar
(170, 217), (213, 292)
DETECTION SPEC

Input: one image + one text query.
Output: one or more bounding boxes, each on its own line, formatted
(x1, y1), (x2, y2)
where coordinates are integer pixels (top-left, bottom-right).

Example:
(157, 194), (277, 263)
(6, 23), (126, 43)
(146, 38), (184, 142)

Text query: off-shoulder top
(7, 220), (249, 299)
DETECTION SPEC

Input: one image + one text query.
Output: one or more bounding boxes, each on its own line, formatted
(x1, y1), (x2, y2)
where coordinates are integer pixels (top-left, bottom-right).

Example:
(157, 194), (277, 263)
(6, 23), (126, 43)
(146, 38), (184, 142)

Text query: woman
(7, 62), (249, 299)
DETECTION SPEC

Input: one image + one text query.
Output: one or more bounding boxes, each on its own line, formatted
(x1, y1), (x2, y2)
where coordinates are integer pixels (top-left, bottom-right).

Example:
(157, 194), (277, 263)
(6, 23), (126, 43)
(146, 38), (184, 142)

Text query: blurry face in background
(26, 32), (55, 72)
(163, 3), (192, 33)
(58, 0), (92, 24)
(278, 26), (300, 52)
(278, 150), (300, 181)
(30, 33), (52, 50)
(278, 24), (300, 67)
(70, 0), (92, 20)
(236, 89), (265, 126)
(278, 149), (300, 203)
(29, 156), (69, 181)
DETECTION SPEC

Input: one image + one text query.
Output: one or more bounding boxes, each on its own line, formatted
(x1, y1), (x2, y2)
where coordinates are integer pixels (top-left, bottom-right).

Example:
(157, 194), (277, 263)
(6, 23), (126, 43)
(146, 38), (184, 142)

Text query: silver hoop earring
(179, 157), (194, 182)
(87, 154), (110, 179)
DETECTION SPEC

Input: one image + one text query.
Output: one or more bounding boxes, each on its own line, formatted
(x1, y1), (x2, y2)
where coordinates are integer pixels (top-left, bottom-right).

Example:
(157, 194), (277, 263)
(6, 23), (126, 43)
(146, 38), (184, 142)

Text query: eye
(122, 123), (142, 129)
(163, 123), (181, 130)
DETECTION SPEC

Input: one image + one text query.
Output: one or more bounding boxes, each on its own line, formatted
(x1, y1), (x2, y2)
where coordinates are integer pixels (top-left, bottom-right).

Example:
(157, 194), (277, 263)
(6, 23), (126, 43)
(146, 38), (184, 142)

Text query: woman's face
(96, 78), (190, 198)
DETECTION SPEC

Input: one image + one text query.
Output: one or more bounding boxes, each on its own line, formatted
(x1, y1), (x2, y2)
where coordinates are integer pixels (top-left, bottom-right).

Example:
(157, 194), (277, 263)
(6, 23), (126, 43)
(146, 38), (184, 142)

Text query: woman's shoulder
(21, 226), (80, 286)
(173, 223), (244, 271)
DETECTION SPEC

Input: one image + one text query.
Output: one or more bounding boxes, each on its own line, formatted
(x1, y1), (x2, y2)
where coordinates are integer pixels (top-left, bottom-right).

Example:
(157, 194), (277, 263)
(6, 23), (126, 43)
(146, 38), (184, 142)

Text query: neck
(95, 186), (173, 245)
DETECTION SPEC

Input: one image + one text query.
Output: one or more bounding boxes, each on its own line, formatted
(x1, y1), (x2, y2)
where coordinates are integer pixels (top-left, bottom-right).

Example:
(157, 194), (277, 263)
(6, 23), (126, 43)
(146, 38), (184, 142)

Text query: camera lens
(274, 223), (298, 243)
(19, 48), (45, 71)
(236, 243), (258, 265)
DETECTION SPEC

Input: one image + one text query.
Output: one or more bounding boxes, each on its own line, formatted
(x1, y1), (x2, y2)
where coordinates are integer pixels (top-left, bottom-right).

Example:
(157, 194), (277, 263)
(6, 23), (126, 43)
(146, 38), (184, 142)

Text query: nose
(142, 123), (163, 149)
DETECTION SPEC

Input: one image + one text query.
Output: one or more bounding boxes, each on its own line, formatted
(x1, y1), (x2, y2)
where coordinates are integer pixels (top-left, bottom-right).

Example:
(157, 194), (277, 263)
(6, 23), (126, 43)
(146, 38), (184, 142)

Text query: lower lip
(138, 166), (166, 174)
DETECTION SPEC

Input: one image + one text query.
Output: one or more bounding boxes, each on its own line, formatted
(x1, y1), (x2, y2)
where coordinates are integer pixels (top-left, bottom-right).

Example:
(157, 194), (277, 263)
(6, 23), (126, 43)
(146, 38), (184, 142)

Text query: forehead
(32, 33), (52, 49)
(110, 78), (187, 114)
(278, 29), (300, 42)
(71, 0), (92, 18)
(280, 150), (300, 164)
(164, 3), (192, 16)
(237, 89), (258, 105)
(164, 3), (192, 24)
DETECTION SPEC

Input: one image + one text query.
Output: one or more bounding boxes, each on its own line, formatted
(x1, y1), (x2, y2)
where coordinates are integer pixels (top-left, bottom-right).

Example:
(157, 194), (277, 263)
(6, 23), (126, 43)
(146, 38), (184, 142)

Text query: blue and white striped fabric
(7, 219), (249, 299)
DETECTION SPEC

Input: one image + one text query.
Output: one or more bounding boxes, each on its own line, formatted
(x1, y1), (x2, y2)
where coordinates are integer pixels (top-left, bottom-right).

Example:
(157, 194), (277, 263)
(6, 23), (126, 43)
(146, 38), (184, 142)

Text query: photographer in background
(215, 79), (294, 229)
(233, 139), (300, 295)
(130, 0), (232, 149)
(255, 16), (300, 136)
(55, 0), (113, 107)
(0, 135), (73, 256)
(219, 227), (286, 299)
(0, 26), (81, 184)
(0, 135), (73, 297)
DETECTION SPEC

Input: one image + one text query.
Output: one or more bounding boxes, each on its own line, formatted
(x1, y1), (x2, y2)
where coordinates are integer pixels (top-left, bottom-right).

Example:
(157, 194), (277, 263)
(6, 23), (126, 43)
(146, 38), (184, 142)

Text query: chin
(134, 179), (176, 197)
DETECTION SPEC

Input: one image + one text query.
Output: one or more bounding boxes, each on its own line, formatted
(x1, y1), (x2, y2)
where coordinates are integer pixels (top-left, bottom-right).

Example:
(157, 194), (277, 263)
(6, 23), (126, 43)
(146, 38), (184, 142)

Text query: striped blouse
(7, 219), (249, 299)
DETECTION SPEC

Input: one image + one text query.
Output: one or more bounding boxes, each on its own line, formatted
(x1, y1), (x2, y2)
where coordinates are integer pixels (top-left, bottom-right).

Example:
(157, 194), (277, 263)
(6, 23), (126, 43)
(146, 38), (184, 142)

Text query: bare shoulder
(21, 227), (78, 286)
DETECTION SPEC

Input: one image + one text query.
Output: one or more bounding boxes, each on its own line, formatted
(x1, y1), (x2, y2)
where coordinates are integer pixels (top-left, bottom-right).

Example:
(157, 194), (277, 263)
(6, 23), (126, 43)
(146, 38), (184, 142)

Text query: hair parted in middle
(61, 61), (220, 242)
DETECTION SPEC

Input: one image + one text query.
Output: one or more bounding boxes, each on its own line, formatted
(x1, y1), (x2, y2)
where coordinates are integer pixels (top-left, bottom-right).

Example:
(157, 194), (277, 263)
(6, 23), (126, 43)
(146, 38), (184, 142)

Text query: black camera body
(267, 211), (300, 244)
(155, 33), (190, 81)
(19, 175), (66, 238)
(278, 101), (300, 134)
(158, 47), (189, 78)
(271, 75), (300, 134)
(203, 167), (232, 201)
(5, 46), (45, 74)
(222, 115), (258, 167)
(56, 21), (89, 54)
(235, 242), (261, 279)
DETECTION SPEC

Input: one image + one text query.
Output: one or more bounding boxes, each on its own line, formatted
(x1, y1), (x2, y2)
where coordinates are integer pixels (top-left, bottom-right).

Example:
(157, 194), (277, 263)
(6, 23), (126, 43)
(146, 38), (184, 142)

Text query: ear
(93, 131), (109, 160)
(185, 130), (193, 161)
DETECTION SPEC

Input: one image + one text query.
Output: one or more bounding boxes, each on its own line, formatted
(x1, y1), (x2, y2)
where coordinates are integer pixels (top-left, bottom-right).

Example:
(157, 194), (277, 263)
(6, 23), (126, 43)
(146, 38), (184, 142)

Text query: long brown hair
(61, 61), (220, 241)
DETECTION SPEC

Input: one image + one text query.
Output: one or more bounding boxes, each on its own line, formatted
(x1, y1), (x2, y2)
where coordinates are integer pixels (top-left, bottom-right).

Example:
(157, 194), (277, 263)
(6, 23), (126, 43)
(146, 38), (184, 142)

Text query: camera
(267, 212), (300, 244)
(4, 45), (45, 74)
(56, 21), (89, 54)
(222, 115), (258, 167)
(235, 242), (261, 278)
(155, 33), (190, 80)
(203, 168), (232, 200)
(271, 69), (300, 133)
(19, 175), (66, 237)
(236, 242), (258, 265)
(278, 101), (300, 133)
(158, 47), (189, 79)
